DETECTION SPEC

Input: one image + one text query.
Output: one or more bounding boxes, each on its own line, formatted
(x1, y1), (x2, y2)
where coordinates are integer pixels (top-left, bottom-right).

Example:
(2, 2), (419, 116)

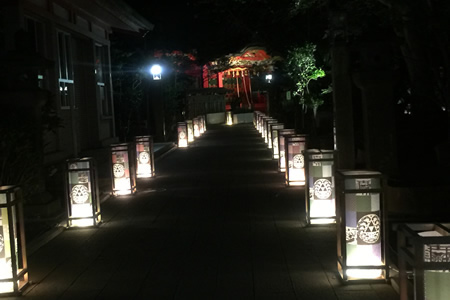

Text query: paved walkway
(10, 124), (399, 299)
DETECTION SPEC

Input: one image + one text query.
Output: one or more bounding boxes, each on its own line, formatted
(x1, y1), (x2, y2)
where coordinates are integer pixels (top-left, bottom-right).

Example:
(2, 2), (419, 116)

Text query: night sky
(122, 0), (267, 62)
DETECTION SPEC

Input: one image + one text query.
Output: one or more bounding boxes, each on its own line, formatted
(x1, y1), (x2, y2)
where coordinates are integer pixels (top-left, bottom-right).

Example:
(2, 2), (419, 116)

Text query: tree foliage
(285, 43), (326, 116)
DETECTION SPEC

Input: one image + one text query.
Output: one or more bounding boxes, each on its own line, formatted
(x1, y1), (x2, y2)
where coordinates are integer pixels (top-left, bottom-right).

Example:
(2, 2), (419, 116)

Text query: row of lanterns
(67, 135), (157, 228)
(177, 115), (206, 148)
(254, 111), (450, 299)
(0, 115), (209, 296)
(0, 115), (210, 295)
(253, 111), (387, 282)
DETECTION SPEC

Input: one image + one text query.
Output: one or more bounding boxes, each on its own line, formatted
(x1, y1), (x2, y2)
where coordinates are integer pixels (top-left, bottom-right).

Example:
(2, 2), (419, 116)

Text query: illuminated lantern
(397, 223), (450, 300)
(270, 123), (284, 158)
(285, 134), (308, 186)
(193, 117), (200, 137)
(186, 120), (194, 143)
(267, 122), (284, 149)
(260, 116), (272, 139)
(65, 158), (101, 227)
(202, 115), (207, 132)
(277, 129), (296, 172)
(0, 186), (29, 295)
(253, 111), (262, 128)
(336, 170), (387, 281)
(199, 116), (205, 135)
(134, 135), (155, 178)
(110, 143), (136, 196)
(177, 122), (188, 148)
(257, 114), (266, 133)
(304, 150), (336, 225)
(226, 111), (233, 125)
(264, 119), (277, 145)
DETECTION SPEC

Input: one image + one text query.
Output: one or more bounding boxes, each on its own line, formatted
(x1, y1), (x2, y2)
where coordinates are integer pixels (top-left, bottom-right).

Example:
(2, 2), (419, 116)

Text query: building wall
(1, 0), (118, 164)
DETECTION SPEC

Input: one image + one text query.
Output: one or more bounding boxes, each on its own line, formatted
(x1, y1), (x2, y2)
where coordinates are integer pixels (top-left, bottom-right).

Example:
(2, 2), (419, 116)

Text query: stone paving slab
(5, 123), (399, 300)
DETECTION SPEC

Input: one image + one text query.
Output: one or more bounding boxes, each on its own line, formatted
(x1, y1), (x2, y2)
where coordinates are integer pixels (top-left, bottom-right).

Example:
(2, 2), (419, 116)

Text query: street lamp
(150, 64), (162, 80)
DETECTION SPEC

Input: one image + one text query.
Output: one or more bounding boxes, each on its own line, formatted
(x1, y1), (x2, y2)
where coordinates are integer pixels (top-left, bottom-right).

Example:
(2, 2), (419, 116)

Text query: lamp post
(148, 64), (165, 141)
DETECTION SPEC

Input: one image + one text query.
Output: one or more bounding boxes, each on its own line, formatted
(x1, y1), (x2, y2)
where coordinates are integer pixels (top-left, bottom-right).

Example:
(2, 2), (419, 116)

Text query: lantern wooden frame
(277, 129), (296, 172)
(397, 223), (450, 300)
(65, 157), (101, 227)
(110, 143), (137, 196)
(304, 149), (336, 225)
(336, 170), (387, 282)
(0, 186), (29, 296)
(134, 135), (155, 178)
(268, 123), (283, 150)
(284, 134), (308, 186)
(264, 119), (278, 145)
(177, 122), (188, 148)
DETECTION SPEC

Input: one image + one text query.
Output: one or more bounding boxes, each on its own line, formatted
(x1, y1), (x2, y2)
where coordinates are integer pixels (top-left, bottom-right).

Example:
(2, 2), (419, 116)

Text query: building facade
(0, 0), (153, 164)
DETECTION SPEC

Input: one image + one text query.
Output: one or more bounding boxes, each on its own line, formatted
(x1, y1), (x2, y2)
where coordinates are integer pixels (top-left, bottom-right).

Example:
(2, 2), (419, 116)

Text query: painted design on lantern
(273, 138), (278, 151)
(139, 151), (150, 164)
(293, 154), (304, 169)
(78, 172), (88, 183)
(69, 163), (78, 170)
(357, 214), (380, 244)
(179, 131), (186, 139)
(71, 185), (89, 204)
(346, 227), (357, 243)
(313, 178), (332, 200)
(356, 178), (371, 189)
(113, 163), (125, 178)
(424, 244), (450, 262)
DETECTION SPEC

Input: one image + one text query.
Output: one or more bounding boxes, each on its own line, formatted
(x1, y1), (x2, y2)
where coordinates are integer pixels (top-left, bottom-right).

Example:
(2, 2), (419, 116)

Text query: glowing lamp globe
(150, 64), (162, 80)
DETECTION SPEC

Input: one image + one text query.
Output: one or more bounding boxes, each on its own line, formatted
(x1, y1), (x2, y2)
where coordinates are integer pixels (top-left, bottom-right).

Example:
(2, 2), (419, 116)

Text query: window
(95, 44), (111, 116)
(57, 31), (74, 109)
(25, 17), (47, 88)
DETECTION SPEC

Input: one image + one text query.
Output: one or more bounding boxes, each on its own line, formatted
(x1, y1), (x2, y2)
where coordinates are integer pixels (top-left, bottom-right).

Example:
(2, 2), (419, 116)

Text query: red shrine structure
(202, 46), (279, 113)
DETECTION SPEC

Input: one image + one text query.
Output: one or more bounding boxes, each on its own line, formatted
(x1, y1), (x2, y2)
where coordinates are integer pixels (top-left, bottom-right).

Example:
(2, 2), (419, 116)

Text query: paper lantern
(65, 157), (101, 227)
(177, 122), (188, 148)
(270, 124), (284, 159)
(0, 186), (28, 295)
(110, 143), (136, 196)
(193, 117), (200, 137)
(134, 135), (155, 178)
(397, 223), (450, 300)
(285, 134), (308, 186)
(226, 111), (233, 125)
(186, 120), (194, 143)
(277, 129), (296, 171)
(304, 150), (336, 225)
(268, 123), (283, 150)
(336, 170), (387, 281)
(264, 119), (277, 145)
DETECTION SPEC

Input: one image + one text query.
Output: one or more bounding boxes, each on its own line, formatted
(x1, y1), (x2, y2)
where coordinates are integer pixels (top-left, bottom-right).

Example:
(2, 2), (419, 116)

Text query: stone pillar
(331, 43), (355, 169)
